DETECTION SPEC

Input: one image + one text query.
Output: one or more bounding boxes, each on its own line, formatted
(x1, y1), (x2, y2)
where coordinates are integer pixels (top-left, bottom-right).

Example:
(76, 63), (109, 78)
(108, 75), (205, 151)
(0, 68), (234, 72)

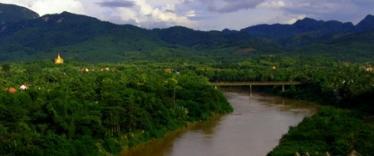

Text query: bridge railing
(211, 81), (302, 86)
(210, 81), (303, 94)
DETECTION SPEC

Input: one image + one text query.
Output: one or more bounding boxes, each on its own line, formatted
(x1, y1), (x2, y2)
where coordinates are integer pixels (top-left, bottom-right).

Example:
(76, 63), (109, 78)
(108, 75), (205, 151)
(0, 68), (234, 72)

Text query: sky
(1, 0), (373, 30)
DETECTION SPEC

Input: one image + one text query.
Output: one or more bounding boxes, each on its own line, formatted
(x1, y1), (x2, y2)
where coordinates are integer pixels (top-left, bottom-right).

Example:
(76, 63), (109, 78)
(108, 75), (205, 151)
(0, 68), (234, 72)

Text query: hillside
(0, 3), (372, 62)
(0, 3), (39, 25)
(241, 18), (354, 44)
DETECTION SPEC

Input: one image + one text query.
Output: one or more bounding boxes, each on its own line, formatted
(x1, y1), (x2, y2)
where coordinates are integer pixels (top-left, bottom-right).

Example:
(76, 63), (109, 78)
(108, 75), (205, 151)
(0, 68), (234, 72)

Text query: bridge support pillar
(282, 85), (285, 93)
(249, 85), (252, 96)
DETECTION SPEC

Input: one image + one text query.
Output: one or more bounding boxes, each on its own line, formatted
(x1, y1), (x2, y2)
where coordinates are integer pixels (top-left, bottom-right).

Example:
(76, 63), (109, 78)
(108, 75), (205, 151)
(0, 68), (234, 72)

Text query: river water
(122, 90), (315, 156)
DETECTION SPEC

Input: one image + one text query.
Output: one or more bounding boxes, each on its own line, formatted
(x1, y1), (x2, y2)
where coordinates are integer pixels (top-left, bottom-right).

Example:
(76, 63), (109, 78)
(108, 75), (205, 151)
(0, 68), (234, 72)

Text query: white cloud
(118, 8), (138, 23)
(286, 15), (306, 24)
(0, 0), (194, 28)
(32, 0), (84, 15)
(0, 0), (373, 30)
(186, 10), (196, 17)
(115, 0), (195, 28)
(0, 0), (85, 15)
(258, 0), (286, 9)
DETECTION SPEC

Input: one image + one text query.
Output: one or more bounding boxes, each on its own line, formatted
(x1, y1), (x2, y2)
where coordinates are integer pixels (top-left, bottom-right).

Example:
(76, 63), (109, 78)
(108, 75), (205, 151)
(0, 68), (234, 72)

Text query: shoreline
(120, 89), (318, 156)
(119, 114), (224, 155)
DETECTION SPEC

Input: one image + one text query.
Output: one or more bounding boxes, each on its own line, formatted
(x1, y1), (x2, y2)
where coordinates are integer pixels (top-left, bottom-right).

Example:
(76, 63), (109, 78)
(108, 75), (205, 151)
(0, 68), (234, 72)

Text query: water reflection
(121, 116), (223, 156)
(122, 90), (315, 156)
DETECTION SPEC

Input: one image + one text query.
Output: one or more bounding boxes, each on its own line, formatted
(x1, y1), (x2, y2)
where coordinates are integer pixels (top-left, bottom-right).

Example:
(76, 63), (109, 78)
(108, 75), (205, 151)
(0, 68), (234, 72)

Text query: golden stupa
(54, 53), (64, 64)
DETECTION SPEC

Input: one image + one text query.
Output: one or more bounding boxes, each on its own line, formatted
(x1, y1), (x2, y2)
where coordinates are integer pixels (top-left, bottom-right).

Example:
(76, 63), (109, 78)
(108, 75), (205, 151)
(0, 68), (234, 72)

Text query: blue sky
(1, 0), (373, 30)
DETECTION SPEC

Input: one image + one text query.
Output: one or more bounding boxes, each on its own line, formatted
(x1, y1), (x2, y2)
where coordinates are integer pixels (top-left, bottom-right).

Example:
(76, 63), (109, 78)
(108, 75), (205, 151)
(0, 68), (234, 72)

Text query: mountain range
(0, 3), (373, 62)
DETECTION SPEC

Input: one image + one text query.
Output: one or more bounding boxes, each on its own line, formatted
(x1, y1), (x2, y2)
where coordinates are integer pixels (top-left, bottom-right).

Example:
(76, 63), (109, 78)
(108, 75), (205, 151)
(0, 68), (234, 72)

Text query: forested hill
(0, 3), (39, 25)
(0, 3), (373, 62)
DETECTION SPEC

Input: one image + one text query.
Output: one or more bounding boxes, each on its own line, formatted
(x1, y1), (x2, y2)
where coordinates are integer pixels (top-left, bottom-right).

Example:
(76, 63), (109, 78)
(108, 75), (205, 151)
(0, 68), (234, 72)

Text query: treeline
(268, 107), (374, 156)
(0, 62), (232, 155)
(169, 56), (373, 155)
(188, 57), (373, 113)
(182, 56), (373, 155)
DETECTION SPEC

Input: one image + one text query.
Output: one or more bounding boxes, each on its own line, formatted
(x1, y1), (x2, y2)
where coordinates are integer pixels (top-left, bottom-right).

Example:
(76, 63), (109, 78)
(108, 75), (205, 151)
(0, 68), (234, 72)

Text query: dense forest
(0, 58), (372, 156)
(269, 107), (374, 156)
(0, 2), (373, 156)
(0, 57), (372, 155)
(180, 57), (373, 155)
(125, 56), (373, 155)
(0, 62), (233, 155)
(110, 58), (373, 111)
(156, 57), (373, 113)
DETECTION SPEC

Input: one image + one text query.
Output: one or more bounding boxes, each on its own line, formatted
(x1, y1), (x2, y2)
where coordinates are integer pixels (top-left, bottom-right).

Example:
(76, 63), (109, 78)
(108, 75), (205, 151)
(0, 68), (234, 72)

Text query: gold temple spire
(54, 53), (64, 65)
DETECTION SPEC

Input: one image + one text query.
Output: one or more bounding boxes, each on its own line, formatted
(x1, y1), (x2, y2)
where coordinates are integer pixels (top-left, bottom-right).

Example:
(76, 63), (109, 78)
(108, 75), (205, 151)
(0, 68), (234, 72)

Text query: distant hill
(241, 18), (354, 39)
(240, 18), (355, 46)
(356, 15), (374, 32)
(0, 10), (166, 61)
(0, 3), (372, 62)
(239, 15), (374, 60)
(0, 3), (39, 25)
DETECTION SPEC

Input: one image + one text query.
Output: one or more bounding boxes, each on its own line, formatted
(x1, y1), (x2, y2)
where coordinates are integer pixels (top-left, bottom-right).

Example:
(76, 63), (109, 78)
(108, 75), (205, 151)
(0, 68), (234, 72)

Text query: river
(122, 90), (316, 156)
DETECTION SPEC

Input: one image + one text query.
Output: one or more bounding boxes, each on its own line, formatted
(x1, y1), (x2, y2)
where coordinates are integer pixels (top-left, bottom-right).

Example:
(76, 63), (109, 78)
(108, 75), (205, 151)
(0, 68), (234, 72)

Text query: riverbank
(121, 90), (316, 156)
(120, 115), (223, 156)
(262, 84), (374, 155)
(0, 64), (233, 156)
(269, 107), (374, 156)
(222, 86), (374, 155)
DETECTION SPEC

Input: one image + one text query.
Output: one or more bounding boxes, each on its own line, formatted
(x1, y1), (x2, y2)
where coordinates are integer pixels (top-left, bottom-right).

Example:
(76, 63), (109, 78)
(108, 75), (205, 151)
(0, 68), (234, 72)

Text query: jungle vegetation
(0, 57), (372, 155)
(0, 3), (373, 156)
(0, 62), (233, 155)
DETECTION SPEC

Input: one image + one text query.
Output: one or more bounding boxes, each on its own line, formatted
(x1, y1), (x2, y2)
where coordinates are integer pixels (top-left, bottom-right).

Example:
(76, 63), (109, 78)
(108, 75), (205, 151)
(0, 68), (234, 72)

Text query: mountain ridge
(0, 3), (372, 62)
(0, 3), (39, 25)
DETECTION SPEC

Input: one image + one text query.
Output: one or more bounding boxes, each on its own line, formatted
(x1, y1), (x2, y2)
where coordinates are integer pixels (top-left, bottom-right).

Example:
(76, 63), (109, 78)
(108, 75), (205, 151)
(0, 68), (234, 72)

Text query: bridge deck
(211, 82), (302, 86)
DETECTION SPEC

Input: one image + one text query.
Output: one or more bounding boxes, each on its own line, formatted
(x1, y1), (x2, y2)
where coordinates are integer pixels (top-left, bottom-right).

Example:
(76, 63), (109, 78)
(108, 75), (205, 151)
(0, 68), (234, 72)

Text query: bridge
(211, 81), (302, 94)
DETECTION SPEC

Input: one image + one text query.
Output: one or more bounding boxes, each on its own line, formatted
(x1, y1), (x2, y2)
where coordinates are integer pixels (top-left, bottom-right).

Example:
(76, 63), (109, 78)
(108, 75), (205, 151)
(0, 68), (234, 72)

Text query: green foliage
(187, 56), (374, 113)
(161, 56), (373, 156)
(0, 62), (232, 155)
(268, 108), (374, 156)
(0, 57), (371, 156)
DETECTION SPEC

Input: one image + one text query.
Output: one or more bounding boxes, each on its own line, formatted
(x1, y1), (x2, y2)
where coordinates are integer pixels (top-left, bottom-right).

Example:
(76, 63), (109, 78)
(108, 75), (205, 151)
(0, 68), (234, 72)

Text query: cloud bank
(0, 0), (373, 30)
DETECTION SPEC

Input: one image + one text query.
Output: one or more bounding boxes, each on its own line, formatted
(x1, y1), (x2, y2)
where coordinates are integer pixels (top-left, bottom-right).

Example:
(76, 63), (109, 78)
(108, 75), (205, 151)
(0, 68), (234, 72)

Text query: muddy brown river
(122, 90), (315, 156)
